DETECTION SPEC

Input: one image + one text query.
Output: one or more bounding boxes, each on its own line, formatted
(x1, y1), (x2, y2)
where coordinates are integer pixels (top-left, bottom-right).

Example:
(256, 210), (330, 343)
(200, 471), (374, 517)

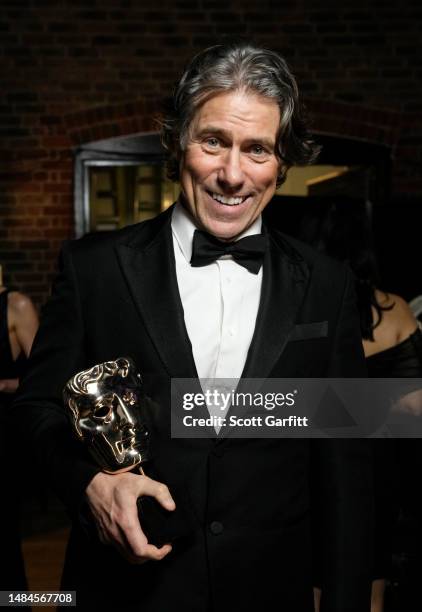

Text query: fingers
(117, 482), (174, 562)
(86, 471), (175, 564)
(122, 525), (173, 564)
(112, 514), (173, 563)
(138, 475), (176, 511)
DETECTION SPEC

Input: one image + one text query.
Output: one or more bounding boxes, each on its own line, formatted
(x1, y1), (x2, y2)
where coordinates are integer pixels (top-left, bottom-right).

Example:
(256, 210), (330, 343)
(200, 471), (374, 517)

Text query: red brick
(1, 2), (421, 304)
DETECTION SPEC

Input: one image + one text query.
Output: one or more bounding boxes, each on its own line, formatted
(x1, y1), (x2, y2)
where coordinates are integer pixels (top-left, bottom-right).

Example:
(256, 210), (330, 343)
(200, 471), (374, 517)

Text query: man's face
(180, 90), (281, 240)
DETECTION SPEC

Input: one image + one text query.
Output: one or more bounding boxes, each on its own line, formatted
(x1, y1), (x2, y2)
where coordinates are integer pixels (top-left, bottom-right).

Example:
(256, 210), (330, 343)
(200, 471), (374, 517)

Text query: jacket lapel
(115, 208), (198, 381)
(215, 229), (311, 442)
(115, 211), (310, 442)
(241, 228), (310, 379)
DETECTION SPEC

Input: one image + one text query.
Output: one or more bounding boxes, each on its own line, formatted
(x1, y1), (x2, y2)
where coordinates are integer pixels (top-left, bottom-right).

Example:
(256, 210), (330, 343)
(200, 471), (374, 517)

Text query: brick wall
(1, 0), (421, 306)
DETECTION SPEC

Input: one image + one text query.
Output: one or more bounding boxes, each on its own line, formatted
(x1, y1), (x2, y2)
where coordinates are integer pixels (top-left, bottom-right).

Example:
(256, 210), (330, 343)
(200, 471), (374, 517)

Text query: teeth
(212, 193), (246, 206)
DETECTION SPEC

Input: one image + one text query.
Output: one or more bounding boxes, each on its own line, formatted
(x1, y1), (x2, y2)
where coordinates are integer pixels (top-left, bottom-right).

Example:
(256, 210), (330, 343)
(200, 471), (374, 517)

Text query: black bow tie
(190, 230), (268, 274)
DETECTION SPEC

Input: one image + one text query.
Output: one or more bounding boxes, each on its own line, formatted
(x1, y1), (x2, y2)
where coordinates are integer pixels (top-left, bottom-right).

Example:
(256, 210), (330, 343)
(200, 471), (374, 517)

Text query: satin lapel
(115, 213), (198, 381)
(215, 230), (311, 442)
(241, 230), (310, 379)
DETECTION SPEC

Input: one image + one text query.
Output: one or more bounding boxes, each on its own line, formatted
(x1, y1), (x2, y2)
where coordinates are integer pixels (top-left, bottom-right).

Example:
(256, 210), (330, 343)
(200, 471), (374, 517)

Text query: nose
(217, 149), (245, 191)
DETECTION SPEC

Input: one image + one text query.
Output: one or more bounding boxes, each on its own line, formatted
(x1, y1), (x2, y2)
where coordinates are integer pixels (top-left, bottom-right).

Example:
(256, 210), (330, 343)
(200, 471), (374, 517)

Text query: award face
(64, 357), (150, 473)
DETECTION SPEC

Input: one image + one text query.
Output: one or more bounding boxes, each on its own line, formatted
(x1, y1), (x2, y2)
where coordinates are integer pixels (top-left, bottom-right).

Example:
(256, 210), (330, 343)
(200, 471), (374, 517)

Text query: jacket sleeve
(312, 266), (374, 612)
(9, 241), (100, 519)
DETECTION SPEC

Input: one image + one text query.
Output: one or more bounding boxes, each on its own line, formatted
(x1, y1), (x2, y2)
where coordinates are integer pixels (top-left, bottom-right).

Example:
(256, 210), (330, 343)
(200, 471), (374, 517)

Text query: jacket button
(209, 521), (224, 535)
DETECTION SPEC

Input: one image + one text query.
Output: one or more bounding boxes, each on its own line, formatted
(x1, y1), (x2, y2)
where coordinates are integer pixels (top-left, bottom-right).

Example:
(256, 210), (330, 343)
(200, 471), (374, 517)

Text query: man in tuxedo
(13, 43), (373, 611)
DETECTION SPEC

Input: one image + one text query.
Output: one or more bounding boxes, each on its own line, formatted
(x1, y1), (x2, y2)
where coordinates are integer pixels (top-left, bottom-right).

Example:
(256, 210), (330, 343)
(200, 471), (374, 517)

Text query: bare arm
(8, 291), (39, 357)
(0, 292), (39, 393)
(314, 581), (384, 612)
(370, 579), (385, 612)
(0, 378), (19, 393)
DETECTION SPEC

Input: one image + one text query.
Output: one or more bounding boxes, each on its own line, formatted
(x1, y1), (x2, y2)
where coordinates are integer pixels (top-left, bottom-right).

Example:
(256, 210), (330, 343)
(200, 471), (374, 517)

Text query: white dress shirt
(171, 202), (263, 395)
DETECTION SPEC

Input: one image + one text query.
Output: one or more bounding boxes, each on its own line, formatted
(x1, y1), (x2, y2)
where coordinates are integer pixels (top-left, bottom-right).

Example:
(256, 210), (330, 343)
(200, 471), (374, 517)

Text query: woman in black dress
(0, 267), (39, 591)
(299, 200), (422, 612)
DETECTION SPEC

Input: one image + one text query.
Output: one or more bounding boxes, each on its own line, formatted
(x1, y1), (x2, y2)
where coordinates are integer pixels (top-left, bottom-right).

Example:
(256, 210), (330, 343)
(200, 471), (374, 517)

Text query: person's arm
(314, 580), (384, 612)
(371, 578), (385, 612)
(10, 242), (98, 514)
(8, 291), (39, 357)
(11, 242), (174, 563)
(0, 378), (19, 393)
(0, 292), (39, 393)
(312, 266), (373, 612)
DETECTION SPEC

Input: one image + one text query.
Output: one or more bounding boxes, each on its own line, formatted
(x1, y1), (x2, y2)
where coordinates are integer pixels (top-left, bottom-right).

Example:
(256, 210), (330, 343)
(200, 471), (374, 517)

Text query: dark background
(1, 0), (421, 305)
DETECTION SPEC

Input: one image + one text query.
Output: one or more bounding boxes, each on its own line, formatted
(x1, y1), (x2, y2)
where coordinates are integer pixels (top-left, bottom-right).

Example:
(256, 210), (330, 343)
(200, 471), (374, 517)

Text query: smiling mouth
(208, 191), (250, 206)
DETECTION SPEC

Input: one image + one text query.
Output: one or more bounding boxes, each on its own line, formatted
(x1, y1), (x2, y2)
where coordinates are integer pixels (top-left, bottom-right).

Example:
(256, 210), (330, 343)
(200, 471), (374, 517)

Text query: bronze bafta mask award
(64, 357), (191, 546)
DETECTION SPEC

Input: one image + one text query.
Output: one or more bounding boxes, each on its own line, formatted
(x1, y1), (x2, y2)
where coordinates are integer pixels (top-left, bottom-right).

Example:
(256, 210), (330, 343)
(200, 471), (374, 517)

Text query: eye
(250, 144), (266, 156)
(203, 136), (220, 149)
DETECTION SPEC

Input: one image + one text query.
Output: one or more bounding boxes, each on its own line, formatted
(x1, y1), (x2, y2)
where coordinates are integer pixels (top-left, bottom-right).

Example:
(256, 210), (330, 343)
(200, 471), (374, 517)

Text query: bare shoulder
(364, 290), (419, 357)
(8, 291), (36, 312)
(7, 291), (38, 324)
(375, 290), (418, 340)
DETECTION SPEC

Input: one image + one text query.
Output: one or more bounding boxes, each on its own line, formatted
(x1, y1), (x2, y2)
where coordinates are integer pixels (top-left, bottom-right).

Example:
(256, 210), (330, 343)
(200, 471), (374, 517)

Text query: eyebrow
(196, 126), (276, 150)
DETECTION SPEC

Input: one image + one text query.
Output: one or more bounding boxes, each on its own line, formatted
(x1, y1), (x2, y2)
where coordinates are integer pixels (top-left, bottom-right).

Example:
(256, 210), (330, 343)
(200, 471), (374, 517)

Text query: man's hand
(85, 471), (175, 563)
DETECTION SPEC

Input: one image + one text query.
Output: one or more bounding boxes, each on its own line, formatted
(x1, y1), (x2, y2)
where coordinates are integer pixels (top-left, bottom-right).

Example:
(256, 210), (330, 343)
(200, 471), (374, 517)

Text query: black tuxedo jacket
(13, 206), (373, 611)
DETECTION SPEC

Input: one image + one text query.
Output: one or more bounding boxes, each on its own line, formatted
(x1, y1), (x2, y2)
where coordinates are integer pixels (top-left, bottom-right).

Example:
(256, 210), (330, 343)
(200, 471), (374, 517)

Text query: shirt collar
(171, 200), (263, 264)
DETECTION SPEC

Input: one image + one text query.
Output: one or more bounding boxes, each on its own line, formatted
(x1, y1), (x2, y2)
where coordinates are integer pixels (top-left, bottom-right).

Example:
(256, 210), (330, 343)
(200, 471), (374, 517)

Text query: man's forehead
(195, 125), (276, 149)
(189, 91), (280, 142)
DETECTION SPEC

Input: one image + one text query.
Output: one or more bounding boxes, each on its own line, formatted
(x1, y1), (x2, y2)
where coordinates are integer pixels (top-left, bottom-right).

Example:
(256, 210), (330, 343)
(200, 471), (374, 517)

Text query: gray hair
(160, 43), (321, 186)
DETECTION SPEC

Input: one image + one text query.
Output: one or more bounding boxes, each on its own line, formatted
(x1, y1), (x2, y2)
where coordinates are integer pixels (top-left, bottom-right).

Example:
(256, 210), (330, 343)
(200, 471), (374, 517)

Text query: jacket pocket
(289, 321), (328, 341)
